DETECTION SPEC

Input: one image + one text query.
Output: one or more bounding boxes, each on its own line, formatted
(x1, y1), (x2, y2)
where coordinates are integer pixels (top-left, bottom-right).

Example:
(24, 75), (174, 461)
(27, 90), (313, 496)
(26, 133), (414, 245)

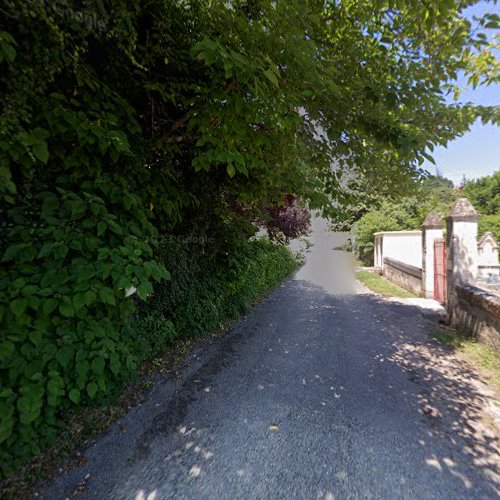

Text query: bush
(0, 232), (297, 478)
(0, 188), (169, 477)
(354, 198), (430, 265)
(355, 210), (403, 264)
(479, 214), (500, 245)
(259, 195), (311, 244)
(135, 314), (177, 359)
(138, 237), (299, 341)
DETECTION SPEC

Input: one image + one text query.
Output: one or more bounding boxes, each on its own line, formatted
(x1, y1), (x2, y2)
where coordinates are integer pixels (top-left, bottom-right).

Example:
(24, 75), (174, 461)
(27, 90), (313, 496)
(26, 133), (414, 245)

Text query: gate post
(421, 211), (444, 298)
(446, 198), (479, 316)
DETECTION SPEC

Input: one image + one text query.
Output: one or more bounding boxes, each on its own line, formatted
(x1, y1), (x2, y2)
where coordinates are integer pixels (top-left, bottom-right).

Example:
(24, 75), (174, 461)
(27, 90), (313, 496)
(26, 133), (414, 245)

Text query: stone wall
(449, 283), (500, 350)
(383, 257), (422, 296)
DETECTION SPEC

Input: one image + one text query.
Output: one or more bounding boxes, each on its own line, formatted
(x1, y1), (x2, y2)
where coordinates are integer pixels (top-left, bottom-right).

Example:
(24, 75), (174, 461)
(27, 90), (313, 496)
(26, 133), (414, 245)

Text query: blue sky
(422, 1), (500, 185)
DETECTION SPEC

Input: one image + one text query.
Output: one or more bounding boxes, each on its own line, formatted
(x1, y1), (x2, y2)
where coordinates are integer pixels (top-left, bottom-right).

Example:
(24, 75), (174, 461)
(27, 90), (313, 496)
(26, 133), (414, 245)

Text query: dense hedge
(137, 237), (298, 356)
(0, 232), (297, 478)
(0, 0), (303, 478)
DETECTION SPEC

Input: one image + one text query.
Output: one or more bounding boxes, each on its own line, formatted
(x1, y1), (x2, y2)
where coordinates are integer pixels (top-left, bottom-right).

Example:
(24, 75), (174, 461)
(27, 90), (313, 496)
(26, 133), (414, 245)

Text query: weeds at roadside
(430, 326), (500, 390)
(356, 270), (417, 299)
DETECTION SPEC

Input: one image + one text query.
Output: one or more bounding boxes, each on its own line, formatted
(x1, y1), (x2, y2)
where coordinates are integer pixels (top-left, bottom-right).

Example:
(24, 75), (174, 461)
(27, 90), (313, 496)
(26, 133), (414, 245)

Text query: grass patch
(430, 326), (500, 386)
(356, 270), (417, 299)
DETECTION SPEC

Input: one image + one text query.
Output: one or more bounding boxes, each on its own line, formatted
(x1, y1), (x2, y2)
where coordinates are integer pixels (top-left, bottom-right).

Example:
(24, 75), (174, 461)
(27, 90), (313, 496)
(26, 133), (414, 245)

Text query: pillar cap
(447, 198), (479, 220)
(422, 210), (443, 228)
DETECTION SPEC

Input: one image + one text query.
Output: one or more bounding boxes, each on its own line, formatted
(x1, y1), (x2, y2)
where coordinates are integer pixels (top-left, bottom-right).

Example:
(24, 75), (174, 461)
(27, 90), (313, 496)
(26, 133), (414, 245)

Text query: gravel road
(39, 219), (500, 499)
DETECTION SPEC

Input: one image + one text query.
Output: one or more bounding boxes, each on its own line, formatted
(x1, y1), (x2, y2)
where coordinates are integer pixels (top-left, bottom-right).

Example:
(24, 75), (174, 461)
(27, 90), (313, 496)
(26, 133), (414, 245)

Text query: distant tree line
(355, 171), (500, 263)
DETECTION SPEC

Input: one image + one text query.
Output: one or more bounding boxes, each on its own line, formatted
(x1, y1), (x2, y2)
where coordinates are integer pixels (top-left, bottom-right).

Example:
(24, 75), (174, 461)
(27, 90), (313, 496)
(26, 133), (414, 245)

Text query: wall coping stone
(373, 230), (422, 236)
(383, 257), (422, 279)
(455, 283), (500, 318)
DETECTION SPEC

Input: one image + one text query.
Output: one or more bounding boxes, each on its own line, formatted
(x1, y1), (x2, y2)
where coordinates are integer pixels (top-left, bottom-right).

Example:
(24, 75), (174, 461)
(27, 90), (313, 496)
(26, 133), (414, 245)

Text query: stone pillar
(421, 211), (444, 298)
(446, 198), (479, 315)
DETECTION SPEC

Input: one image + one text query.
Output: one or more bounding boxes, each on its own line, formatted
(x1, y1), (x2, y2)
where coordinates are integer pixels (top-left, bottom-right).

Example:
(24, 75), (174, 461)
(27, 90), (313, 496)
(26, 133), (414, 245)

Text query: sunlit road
(41, 219), (499, 499)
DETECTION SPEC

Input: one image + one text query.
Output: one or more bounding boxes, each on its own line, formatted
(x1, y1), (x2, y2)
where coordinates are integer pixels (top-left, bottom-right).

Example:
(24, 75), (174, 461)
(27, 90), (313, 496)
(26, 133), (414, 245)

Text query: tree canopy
(1, 1), (499, 223)
(463, 170), (500, 216)
(464, 171), (500, 243)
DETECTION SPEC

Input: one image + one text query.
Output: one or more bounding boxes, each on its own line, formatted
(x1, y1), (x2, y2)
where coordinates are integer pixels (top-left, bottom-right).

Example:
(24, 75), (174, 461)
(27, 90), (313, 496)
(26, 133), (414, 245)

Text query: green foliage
(0, 186), (169, 476)
(462, 171), (499, 243)
(463, 171), (500, 216)
(138, 237), (298, 340)
(355, 200), (422, 262)
(354, 174), (459, 263)
(355, 171), (500, 264)
(136, 314), (177, 359)
(0, 0), (498, 479)
(330, 173), (459, 230)
(479, 214), (500, 244)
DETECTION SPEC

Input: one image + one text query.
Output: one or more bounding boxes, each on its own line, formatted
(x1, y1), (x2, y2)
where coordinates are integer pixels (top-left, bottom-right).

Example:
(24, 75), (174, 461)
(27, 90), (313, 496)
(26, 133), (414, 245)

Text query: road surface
(40, 219), (499, 499)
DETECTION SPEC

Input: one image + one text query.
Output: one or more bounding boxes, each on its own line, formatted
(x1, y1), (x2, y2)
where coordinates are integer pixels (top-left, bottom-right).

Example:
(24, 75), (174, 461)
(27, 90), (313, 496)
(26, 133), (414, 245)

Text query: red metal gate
(433, 239), (446, 303)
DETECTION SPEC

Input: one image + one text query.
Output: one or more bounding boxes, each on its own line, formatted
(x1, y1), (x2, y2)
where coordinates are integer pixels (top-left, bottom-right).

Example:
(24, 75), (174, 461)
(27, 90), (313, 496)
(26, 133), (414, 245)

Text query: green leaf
(0, 39), (16, 64)
(97, 221), (106, 236)
(59, 296), (75, 317)
(73, 293), (87, 311)
(42, 298), (58, 316)
(263, 68), (279, 87)
(98, 287), (116, 305)
(85, 290), (97, 305)
(2, 244), (27, 262)
(86, 381), (98, 399)
(28, 330), (42, 345)
(91, 357), (105, 376)
(107, 220), (123, 235)
(0, 413), (14, 444)
(47, 377), (64, 406)
(137, 281), (153, 300)
(76, 360), (89, 382)
(56, 346), (74, 368)
(109, 353), (121, 376)
(17, 386), (44, 425)
(0, 341), (15, 361)
(10, 298), (28, 317)
(227, 164), (236, 178)
(69, 388), (80, 404)
(32, 142), (49, 164)
(38, 242), (55, 258)
(108, 130), (130, 153)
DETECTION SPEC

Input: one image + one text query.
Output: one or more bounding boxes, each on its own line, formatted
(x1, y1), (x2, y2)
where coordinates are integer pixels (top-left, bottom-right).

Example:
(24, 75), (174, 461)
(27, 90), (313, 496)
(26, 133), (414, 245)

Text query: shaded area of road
(40, 220), (499, 499)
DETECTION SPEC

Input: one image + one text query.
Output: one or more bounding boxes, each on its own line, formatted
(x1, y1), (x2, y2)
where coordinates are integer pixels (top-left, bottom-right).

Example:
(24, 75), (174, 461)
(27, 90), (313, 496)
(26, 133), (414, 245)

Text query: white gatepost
(421, 211), (444, 298)
(446, 198), (479, 310)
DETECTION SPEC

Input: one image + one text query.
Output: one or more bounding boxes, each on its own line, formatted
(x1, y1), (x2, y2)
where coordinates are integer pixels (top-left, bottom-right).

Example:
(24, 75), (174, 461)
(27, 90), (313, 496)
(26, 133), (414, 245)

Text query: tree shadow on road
(300, 280), (500, 495)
